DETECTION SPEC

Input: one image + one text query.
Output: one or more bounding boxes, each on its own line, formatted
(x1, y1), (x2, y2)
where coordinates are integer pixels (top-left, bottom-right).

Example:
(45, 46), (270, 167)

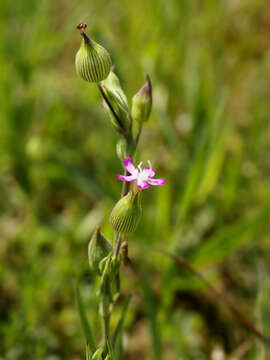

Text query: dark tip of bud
(76, 23), (91, 43)
(131, 74), (152, 123)
(141, 74), (152, 98)
(76, 23), (87, 31)
(146, 74), (152, 89)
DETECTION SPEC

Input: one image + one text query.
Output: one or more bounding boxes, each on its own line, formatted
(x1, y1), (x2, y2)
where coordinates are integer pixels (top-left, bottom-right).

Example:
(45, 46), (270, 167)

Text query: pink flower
(117, 157), (165, 190)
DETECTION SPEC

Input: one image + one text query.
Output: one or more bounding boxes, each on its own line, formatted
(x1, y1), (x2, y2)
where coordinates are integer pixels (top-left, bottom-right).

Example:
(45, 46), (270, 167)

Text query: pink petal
(147, 178), (165, 186)
(123, 157), (136, 174)
(117, 174), (137, 182)
(137, 178), (149, 189)
(143, 167), (155, 178)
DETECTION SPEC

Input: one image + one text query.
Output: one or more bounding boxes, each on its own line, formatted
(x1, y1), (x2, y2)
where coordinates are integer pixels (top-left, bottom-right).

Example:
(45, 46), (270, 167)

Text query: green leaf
(73, 280), (96, 355)
(86, 343), (91, 360)
(106, 339), (115, 360)
(196, 123), (230, 204)
(112, 295), (131, 359)
(141, 270), (163, 360)
(257, 268), (270, 358)
(191, 207), (270, 266)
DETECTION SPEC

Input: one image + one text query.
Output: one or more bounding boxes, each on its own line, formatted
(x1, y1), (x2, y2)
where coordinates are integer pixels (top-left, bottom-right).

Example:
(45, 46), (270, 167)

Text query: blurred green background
(1, 0), (270, 359)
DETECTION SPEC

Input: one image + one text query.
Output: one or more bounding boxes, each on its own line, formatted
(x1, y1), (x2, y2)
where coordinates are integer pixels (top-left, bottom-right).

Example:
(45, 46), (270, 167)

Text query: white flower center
(136, 160), (152, 182)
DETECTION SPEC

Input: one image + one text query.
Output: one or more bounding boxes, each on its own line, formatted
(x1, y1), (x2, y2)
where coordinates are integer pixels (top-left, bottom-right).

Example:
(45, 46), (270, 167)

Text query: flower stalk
(74, 24), (164, 358)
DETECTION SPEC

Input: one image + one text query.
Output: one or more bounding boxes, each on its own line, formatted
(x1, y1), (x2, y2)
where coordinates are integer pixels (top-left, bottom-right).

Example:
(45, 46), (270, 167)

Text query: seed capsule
(75, 24), (112, 83)
(109, 191), (142, 234)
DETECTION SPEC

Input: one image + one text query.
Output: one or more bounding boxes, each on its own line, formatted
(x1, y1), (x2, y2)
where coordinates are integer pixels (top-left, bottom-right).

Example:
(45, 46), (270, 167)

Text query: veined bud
(102, 71), (128, 108)
(101, 72), (130, 132)
(75, 23), (112, 83)
(109, 190), (142, 234)
(88, 226), (112, 275)
(131, 75), (152, 124)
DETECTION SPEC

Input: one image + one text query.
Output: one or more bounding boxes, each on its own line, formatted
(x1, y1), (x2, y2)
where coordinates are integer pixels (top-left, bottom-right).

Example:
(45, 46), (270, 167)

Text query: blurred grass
(1, 0), (270, 359)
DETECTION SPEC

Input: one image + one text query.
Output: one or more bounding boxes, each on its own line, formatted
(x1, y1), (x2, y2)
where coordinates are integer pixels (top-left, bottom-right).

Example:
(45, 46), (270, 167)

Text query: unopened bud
(101, 72), (130, 133)
(88, 226), (112, 275)
(109, 190), (142, 234)
(102, 71), (128, 108)
(75, 23), (112, 83)
(131, 75), (152, 124)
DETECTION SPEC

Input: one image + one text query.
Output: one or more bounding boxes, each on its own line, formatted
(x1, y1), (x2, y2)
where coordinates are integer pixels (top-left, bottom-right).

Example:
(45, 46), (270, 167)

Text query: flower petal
(137, 177), (149, 189)
(147, 178), (165, 186)
(117, 174), (137, 182)
(143, 167), (155, 178)
(123, 157), (136, 174)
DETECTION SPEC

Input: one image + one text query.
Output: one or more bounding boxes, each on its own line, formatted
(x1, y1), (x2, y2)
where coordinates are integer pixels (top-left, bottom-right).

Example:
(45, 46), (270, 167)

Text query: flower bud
(101, 72), (130, 133)
(75, 24), (111, 83)
(88, 226), (112, 275)
(131, 75), (152, 124)
(109, 191), (142, 234)
(102, 89), (130, 133)
(102, 71), (128, 108)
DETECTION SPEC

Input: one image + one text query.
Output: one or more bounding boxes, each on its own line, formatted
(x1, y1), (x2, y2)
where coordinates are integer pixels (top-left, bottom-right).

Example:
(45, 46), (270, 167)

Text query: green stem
(136, 124), (143, 146)
(114, 171), (130, 257)
(114, 127), (143, 257)
(102, 313), (110, 342)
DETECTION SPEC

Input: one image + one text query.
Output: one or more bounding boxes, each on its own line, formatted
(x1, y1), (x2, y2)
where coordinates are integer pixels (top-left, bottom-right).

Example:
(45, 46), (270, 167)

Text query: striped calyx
(75, 30), (111, 83)
(101, 71), (130, 133)
(109, 190), (142, 234)
(88, 226), (112, 275)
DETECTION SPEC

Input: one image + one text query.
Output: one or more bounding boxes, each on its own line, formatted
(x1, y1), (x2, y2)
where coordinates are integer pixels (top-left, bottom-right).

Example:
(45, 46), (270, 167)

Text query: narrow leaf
(141, 271), (163, 360)
(73, 280), (96, 354)
(191, 207), (270, 266)
(112, 296), (131, 354)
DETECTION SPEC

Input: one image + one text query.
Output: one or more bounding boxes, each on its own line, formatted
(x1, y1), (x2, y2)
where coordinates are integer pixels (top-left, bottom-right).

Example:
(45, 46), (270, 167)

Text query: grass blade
(73, 280), (96, 354)
(141, 270), (163, 360)
(112, 295), (131, 346)
(190, 206), (270, 267)
(158, 248), (270, 346)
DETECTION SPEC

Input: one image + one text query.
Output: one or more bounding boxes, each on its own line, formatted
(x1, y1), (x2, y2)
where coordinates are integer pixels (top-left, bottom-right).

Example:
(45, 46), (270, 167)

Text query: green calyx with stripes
(88, 226), (112, 275)
(75, 33), (112, 83)
(110, 190), (142, 234)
